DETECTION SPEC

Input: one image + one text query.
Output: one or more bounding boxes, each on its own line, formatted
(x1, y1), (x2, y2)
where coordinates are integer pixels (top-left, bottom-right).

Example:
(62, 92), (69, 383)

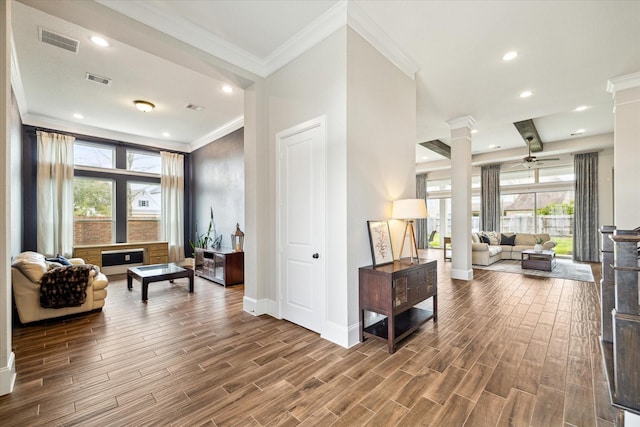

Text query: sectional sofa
(471, 231), (557, 266)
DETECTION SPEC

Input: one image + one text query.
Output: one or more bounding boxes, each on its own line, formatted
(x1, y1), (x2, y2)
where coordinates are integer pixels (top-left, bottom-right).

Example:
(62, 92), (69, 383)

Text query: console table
(73, 241), (168, 269)
(194, 248), (244, 286)
(359, 259), (437, 353)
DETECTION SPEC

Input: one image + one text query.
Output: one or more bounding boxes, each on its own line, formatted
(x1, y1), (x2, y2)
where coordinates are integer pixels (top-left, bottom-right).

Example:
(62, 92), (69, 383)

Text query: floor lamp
(392, 198), (427, 264)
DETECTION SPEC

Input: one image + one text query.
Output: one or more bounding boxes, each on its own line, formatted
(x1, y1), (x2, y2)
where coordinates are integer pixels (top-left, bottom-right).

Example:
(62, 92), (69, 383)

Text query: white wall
(346, 28), (416, 337)
(0, 0), (16, 396)
(249, 26), (416, 347)
(598, 146), (614, 227)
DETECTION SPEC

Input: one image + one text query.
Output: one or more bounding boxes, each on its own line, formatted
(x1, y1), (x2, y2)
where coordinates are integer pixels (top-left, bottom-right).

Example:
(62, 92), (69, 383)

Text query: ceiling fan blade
(538, 157), (560, 161)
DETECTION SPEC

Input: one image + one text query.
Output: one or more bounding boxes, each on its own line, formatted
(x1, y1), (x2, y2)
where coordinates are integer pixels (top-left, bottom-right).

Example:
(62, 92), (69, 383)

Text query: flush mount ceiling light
(575, 105), (588, 112)
(520, 90), (533, 98)
(502, 51), (518, 61)
(133, 100), (155, 112)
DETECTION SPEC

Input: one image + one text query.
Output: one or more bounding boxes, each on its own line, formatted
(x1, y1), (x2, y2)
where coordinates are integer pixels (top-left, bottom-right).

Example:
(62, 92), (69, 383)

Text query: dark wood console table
(359, 258), (437, 353)
(194, 248), (244, 286)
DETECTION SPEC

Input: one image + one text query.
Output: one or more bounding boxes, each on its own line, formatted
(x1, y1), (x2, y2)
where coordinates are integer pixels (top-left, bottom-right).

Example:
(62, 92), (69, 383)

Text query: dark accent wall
(189, 128), (244, 256)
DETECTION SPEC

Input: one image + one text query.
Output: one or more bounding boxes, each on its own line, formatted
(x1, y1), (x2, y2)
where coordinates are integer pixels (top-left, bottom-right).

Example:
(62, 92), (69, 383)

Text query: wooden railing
(599, 226), (640, 414)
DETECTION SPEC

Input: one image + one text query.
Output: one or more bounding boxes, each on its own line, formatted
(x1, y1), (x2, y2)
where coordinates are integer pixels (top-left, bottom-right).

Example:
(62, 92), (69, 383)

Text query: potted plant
(533, 236), (544, 252)
(190, 207), (223, 251)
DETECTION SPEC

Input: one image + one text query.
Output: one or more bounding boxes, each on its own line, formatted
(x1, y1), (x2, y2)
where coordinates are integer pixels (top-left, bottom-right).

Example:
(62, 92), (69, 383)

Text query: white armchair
(11, 251), (109, 323)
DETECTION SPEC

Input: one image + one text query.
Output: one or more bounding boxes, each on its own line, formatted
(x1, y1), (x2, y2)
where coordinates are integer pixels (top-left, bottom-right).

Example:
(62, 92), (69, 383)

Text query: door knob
(312, 253), (319, 259)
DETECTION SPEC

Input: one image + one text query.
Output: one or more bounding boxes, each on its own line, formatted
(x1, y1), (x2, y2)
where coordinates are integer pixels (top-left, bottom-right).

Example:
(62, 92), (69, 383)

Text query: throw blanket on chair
(40, 265), (97, 308)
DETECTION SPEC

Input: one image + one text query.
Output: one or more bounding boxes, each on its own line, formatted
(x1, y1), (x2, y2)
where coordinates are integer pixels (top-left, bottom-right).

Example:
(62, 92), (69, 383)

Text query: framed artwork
(367, 220), (394, 266)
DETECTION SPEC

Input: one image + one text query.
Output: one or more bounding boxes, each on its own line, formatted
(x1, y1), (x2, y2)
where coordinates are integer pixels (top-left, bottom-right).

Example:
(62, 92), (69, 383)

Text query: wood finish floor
(0, 255), (619, 426)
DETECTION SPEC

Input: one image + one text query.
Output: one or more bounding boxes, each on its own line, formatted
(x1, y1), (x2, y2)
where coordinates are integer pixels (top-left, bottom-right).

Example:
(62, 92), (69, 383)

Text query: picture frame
(367, 220), (394, 266)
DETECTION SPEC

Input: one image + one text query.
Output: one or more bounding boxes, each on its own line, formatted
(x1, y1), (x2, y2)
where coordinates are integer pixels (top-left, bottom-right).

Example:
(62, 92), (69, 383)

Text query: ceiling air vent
(39, 28), (79, 53)
(85, 73), (112, 86)
(185, 104), (204, 112)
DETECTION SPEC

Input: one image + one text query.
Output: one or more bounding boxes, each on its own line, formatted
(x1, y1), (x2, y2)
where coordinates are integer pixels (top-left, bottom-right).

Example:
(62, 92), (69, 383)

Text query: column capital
(447, 115), (476, 130)
(607, 72), (640, 94)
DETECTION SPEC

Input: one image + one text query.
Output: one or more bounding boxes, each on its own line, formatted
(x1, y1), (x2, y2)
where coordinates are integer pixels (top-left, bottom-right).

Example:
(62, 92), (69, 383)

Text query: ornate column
(448, 116), (475, 280)
(600, 225), (616, 343)
(607, 72), (640, 229)
(607, 230), (640, 411)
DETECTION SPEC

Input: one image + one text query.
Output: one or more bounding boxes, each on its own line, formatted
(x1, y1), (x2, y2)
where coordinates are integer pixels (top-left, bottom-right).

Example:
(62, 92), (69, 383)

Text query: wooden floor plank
(0, 256), (619, 426)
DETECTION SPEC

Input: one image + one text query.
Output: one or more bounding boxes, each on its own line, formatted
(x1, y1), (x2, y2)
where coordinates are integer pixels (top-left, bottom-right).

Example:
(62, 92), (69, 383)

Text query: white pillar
(448, 116), (475, 281)
(607, 72), (640, 230)
(0, 0), (16, 396)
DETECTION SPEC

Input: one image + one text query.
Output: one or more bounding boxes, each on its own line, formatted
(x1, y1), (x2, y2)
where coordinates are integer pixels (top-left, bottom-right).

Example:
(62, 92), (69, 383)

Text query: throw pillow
(46, 255), (72, 266)
(471, 233), (480, 244)
(500, 233), (516, 245)
(480, 234), (491, 244)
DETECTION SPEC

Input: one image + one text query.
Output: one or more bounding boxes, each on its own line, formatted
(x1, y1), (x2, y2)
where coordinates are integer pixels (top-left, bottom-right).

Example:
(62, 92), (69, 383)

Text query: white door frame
(275, 115), (327, 333)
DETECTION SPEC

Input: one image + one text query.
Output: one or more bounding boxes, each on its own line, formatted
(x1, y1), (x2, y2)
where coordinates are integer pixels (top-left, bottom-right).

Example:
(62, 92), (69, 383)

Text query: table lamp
(392, 198), (427, 263)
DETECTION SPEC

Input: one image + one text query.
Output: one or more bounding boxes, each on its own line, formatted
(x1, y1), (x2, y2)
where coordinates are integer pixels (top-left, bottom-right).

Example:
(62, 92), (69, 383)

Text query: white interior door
(277, 117), (326, 334)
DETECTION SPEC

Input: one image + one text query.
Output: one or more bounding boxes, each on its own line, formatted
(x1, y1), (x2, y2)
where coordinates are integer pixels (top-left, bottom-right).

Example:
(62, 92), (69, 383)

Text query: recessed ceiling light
(574, 105), (588, 112)
(572, 129), (585, 135)
(471, 129), (478, 134)
(90, 36), (109, 47)
(520, 90), (533, 98)
(222, 85), (233, 94)
(502, 51), (518, 61)
(421, 156), (429, 160)
(162, 132), (170, 137)
(133, 100), (155, 112)
(73, 113), (83, 119)
(489, 144), (501, 149)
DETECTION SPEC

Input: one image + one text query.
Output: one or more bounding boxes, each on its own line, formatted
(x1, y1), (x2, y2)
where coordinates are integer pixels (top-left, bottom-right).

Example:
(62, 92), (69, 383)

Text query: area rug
(473, 259), (594, 282)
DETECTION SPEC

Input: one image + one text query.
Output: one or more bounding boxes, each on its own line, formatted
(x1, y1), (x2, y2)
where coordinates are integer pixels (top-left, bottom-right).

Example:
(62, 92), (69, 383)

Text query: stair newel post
(600, 225), (616, 343)
(610, 230), (640, 410)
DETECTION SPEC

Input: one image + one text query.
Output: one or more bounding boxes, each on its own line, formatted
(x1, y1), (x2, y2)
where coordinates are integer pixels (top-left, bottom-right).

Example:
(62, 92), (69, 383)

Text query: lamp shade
(392, 198), (427, 220)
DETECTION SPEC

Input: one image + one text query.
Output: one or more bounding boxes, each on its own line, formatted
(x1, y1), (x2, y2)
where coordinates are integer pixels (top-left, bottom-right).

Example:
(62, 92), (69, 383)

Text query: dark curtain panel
(415, 173), (428, 248)
(574, 152), (599, 261)
(480, 164), (501, 231)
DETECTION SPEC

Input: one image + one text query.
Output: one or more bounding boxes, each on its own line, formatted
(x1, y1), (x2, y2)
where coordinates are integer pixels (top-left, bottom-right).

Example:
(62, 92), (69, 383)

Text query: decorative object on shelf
(190, 207), (222, 250)
(231, 223), (244, 252)
(392, 198), (428, 264)
(367, 220), (394, 266)
(533, 236), (544, 252)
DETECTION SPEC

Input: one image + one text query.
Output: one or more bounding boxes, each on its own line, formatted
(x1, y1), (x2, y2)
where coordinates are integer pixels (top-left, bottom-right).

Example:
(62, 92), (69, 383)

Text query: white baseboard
(242, 296), (278, 317)
(451, 268), (474, 280)
(0, 352), (16, 396)
(321, 320), (361, 348)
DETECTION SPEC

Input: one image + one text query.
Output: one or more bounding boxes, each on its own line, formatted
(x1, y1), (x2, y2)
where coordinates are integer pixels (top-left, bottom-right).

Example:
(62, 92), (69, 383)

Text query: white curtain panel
(36, 131), (75, 257)
(161, 151), (185, 262)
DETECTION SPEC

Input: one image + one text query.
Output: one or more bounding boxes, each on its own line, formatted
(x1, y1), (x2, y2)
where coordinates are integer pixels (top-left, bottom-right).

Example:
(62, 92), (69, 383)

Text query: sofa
(471, 231), (557, 266)
(11, 251), (109, 323)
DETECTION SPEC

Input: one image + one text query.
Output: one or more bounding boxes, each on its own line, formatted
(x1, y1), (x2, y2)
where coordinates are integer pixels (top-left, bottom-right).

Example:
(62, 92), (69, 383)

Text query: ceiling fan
(512, 136), (560, 169)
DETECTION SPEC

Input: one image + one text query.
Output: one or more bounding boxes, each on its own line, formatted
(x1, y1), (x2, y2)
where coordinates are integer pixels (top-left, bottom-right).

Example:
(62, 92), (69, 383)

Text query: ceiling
(11, 0), (640, 161)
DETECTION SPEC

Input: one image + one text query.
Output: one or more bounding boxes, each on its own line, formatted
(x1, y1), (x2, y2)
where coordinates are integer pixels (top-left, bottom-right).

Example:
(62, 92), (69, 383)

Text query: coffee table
(521, 249), (556, 271)
(127, 263), (194, 302)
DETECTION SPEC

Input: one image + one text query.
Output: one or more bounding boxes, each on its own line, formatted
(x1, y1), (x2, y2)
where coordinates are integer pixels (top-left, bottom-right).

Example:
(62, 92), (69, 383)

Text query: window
(539, 164), (575, 183)
(73, 177), (114, 245)
(501, 190), (574, 255)
(500, 169), (535, 186)
(73, 141), (161, 245)
(427, 178), (451, 192)
(127, 150), (161, 174)
(74, 142), (114, 169)
(128, 182), (161, 242)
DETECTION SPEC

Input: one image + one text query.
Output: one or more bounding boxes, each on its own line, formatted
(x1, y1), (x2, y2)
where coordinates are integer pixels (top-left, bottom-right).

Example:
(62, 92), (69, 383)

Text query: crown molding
(447, 115), (476, 130)
(346, 1), (420, 79)
(262, 0), (348, 76)
(22, 113), (191, 152)
(96, 0), (419, 80)
(607, 71), (640, 93)
(189, 116), (245, 152)
(9, 36), (28, 121)
(95, 0), (267, 76)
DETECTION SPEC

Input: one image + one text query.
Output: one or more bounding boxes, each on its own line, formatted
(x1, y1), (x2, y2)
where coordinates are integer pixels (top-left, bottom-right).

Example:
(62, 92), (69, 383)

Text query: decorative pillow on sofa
(46, 255), (72, 266)
(484, 231), (501, 245)
(500, 233), (516, 245)
(471, 233), (480, 243)
(479, 234), (491, 244)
